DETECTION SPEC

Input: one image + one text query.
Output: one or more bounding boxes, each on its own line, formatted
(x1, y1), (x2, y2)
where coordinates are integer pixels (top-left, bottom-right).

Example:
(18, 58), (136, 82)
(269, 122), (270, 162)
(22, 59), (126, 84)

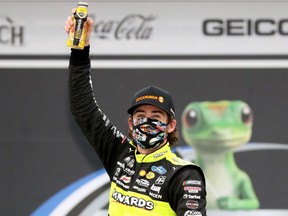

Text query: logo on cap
(158, 96), (164, 103)
(136, 95), (164, 103)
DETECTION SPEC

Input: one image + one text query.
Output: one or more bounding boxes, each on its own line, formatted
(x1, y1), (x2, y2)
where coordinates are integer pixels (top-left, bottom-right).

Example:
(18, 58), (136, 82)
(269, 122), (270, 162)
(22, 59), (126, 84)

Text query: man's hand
(64, 8), (94, 47)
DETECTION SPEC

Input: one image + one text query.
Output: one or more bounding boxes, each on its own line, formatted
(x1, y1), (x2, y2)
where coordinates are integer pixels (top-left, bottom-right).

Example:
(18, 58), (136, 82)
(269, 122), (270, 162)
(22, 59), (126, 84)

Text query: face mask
(132, 117), (167, 149)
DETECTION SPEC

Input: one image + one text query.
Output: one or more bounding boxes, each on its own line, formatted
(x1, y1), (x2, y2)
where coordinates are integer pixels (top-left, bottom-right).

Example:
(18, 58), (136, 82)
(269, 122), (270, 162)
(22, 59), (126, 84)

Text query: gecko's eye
(241, 106), (253, 125)
(182, 108), (198, 128)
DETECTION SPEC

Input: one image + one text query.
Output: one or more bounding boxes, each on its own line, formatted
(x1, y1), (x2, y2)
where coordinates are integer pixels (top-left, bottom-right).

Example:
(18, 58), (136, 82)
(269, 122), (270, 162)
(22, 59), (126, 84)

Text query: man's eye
(152, 115), (161, 119)
(141, 125), (153, 131)
(136, 115), (145, 119)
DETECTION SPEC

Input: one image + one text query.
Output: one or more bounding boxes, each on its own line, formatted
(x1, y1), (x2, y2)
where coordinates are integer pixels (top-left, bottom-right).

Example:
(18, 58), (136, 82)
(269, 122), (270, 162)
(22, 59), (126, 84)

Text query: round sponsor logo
(158, 96), (164, 103)
(186, 200), (199, 209)
(146, 172), (155, 179)
(139, 170), (146, 177)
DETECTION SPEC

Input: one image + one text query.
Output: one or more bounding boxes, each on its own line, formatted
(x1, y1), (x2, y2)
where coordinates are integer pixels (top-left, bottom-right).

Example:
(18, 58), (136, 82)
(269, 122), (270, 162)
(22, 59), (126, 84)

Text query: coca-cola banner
(1, 0), (288, 55)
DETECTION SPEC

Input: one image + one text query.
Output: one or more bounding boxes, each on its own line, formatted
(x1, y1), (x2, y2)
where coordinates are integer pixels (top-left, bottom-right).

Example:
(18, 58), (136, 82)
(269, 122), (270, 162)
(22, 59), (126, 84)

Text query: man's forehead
(134, 105), (165, 114)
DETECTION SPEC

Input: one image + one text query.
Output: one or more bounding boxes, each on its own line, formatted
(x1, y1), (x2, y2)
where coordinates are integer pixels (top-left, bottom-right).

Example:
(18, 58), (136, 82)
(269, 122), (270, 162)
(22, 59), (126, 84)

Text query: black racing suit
(68, 46), (207, 216)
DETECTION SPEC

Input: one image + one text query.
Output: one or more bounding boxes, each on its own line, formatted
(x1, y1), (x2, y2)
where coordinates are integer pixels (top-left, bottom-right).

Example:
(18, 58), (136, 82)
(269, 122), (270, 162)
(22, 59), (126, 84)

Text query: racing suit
(68, 46), (207, 216)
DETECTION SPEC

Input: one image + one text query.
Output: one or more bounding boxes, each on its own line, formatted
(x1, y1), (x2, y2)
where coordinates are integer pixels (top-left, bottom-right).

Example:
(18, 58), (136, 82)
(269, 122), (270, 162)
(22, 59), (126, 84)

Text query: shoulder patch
(170, 156), (194, 166)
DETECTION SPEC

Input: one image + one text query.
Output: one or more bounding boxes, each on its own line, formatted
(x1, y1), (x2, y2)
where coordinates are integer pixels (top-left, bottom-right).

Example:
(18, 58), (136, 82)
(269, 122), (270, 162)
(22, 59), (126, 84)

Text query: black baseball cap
(127, 85), (175, 117)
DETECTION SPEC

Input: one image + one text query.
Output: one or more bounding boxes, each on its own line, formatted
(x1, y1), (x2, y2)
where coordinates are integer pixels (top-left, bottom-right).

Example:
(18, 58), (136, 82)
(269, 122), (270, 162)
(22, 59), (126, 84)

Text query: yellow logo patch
(146, 172), (155, 179)
(139, 170), (146, 177)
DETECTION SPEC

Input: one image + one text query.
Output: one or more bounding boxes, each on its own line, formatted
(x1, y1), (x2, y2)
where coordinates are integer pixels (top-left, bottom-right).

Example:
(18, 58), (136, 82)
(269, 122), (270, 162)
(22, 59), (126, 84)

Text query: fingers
(64, 8), (76, 33)
(64, 16), (74, 33)
(86, 17), (94, 31)
(84, 17), (94, 46)
(87, 17), (94, 25)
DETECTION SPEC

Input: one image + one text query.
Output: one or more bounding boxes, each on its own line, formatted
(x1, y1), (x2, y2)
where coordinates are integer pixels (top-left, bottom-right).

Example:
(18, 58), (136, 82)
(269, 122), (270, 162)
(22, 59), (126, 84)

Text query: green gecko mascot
(181, 100), (259, 210)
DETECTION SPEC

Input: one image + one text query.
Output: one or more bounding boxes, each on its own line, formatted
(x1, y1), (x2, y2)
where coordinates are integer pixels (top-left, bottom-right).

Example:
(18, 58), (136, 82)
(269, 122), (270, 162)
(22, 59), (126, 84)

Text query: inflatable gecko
(181, 100), (259, 210)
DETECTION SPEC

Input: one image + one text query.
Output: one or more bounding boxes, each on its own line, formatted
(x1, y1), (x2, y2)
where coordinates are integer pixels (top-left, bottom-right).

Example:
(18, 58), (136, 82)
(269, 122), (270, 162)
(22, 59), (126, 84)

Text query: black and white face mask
(132, 117), (167, 149)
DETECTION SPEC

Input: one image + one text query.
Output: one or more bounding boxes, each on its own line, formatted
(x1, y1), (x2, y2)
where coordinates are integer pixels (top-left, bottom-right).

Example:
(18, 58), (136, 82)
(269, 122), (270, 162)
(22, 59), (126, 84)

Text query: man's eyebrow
(151, 110), (164, 114)
(134, 109), (164, 115)
(134, 107), (165, 116)
(134, 109), (145, 114)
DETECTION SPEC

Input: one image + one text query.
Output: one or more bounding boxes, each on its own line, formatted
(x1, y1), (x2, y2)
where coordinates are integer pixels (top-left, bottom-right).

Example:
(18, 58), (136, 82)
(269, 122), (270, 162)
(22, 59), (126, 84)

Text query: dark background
(1, 67), (288, 215)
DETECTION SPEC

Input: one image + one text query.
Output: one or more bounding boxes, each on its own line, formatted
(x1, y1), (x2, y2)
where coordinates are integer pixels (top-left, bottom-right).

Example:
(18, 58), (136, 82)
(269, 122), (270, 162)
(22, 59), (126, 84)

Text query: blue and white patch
(151, 165), (167, 174)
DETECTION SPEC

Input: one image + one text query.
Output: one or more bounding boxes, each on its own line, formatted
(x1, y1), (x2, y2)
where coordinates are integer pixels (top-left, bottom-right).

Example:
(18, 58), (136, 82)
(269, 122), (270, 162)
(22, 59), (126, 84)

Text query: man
(65, 11), (206, 216)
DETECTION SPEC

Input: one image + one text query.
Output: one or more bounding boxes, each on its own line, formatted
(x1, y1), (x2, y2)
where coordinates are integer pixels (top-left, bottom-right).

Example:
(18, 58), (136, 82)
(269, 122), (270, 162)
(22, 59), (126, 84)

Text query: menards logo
(112, 189), (154, 210)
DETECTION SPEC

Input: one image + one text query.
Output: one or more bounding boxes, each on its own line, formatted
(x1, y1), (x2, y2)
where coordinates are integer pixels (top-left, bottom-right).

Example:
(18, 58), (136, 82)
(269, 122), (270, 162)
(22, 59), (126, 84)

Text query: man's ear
(167, 119), (177, 133)
(128, 117), (133, 131)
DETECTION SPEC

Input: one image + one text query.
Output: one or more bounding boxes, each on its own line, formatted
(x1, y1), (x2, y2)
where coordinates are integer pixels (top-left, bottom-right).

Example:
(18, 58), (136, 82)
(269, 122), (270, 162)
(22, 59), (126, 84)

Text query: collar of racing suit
(134, 143), (171, 163)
